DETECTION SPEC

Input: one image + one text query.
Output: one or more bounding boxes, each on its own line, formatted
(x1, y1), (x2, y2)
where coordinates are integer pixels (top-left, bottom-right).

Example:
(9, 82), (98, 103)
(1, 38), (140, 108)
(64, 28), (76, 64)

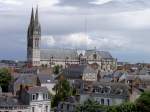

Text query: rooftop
(27, 86), (49, 94)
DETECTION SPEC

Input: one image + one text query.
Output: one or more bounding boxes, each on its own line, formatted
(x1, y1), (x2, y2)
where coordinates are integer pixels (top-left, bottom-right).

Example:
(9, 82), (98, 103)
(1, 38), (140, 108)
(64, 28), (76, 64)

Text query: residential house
(20, 86), (51, 112)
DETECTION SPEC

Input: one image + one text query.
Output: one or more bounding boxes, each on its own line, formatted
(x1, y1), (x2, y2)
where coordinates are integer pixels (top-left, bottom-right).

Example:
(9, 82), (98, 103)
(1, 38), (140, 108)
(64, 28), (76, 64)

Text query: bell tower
(27, 7), (41, 66)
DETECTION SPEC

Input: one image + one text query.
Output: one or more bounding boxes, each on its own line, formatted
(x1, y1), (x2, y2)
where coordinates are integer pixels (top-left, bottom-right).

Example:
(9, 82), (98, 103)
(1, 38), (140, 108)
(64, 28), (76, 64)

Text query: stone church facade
(27, 7), (117, 71)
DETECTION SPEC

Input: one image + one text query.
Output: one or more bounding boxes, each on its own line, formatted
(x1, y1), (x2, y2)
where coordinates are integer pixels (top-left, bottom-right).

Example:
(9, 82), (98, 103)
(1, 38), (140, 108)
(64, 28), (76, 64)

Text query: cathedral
(27, 7), (117, 71)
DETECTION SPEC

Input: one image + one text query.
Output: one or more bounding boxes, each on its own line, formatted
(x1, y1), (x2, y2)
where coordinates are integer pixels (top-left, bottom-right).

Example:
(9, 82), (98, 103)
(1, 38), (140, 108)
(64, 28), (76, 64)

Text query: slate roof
(0, 97), (20, 106)
(17, 67), (37, 74)
(40, 48), (78, 60)
(119, 74), (150, 82)
(0, 63), (9, 68)
(40, 48), (114, 60)
(10, 73), (38, 94)
(82, 82), (129, 99)
(62, 65), (97, 79)
(27, 86), (49, 94)
(38, 74), (56, 83)
(0, 94), (24, 107)
(85, 50), (113, 59)
(13, 73), (37, 86)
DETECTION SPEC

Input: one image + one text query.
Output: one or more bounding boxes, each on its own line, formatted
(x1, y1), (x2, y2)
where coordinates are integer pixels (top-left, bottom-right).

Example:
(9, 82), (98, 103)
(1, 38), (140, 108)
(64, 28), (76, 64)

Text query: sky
(0, 0), (150, 63)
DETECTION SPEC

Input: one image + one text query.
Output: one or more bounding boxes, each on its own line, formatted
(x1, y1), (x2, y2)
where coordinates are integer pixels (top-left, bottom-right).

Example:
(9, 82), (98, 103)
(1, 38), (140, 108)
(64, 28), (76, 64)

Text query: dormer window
(104, 86), (111, 93)
(32, 93), (39, 101)
(115, 88), (123, 95)
(32, 94), (36, 100)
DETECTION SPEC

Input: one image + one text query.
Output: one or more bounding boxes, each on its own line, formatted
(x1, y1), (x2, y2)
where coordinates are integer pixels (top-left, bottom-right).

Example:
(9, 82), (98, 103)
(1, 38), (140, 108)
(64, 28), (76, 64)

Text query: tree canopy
(0, 68), (11, 92)
(51, 78), (76, 107)
(76, 99), (105, 112)
(53, 65), (61, 75)
(136, 91), (150, 112)
(106, 102), (139, 112)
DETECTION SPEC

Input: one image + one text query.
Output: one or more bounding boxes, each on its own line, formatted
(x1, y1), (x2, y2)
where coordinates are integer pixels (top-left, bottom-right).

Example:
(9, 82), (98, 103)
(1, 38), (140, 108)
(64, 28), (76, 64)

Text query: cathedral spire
(30, 7), (34, 25)
(35, 6), (39, 25)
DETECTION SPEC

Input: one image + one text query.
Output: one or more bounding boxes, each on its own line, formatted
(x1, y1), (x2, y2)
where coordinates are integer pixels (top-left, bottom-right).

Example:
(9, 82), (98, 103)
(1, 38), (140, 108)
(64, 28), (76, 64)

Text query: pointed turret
(34, 6), (41, 34)
(28, 8), (34, 38)
(35, 6), (39, 25)
(30, 7), (34, 25)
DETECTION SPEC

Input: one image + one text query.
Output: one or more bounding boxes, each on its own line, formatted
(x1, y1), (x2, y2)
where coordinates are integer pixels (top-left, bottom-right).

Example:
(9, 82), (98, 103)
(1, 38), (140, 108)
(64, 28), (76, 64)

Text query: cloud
(41, 35), (56, 48)
(0, 0), (150, 62)
(90, 0), (113, 5)
(0, 0), (23, 5)
(41, 32), (130, 51)
(37, 0), (59, 8)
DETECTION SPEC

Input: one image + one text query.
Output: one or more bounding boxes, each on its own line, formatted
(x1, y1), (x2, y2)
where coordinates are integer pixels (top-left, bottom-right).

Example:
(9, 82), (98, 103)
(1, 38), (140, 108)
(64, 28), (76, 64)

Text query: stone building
(20, 86), (51, 112)
(0, 86), (51, 112)
(27, 7), (117, 71)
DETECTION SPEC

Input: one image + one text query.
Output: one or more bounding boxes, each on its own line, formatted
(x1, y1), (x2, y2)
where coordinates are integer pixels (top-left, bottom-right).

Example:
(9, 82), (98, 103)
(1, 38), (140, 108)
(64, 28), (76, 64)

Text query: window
(43, 93), (45, 99)
(45, 106), (48, 112)
(45, 93), (48, 99)
(43, 93), (48, 100)
(32, 94), (36, 100)
(32, 107), (35, 112)
(101, 99), (104, 105)
(107, 99), (110, 106)
(36, 93), (39, 100)
(61, 104), (63, 109)
(67, 104), (69, 110)
(32, 93), (39, 100)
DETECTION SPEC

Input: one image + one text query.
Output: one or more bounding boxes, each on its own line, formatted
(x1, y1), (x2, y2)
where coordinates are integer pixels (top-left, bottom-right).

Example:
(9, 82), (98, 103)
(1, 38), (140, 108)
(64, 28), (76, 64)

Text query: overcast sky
(0, 0), (150, 63)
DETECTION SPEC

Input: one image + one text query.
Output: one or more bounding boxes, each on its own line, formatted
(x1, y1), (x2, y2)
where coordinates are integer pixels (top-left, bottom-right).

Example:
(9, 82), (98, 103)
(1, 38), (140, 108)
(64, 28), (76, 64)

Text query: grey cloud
(56, 0), (99, 7)
(56, 0), (150, 14)
(0, 0), (150, 62)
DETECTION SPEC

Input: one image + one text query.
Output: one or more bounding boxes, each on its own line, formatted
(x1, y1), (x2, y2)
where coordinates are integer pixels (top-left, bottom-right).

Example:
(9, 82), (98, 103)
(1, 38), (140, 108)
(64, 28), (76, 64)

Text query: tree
(53, 65), (61, 75)
(108, 102), (138, 112)
(136, 91), (150, 112)
(0, 68), (11, 92)
(75, 101), (139, 112)
(51, 78), (74, 107)
(76, 99), (105, 112)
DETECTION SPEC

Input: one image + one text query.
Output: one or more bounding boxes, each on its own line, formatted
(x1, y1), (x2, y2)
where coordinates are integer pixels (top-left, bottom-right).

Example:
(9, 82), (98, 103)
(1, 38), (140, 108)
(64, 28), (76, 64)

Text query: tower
(27, 7), (41, 66)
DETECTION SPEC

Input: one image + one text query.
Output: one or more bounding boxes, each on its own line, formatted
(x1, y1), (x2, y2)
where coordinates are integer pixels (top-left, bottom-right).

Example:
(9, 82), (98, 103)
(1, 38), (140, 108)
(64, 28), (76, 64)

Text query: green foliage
(107, 102), (139, 112)
(76, 99), (106, 112)
(136, 91), (150, 112)
(0, 68), (11, 92)
(106, 91), (150, 112)
(51, 79), (75, 107)
(53, 65), (61, 75)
